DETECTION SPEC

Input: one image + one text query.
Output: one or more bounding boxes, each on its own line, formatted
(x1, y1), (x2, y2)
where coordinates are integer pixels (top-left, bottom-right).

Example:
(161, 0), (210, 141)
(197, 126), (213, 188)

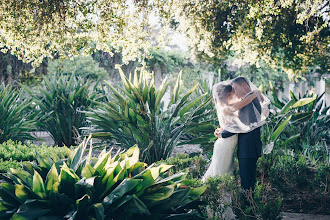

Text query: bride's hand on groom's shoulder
(214, 127), (223, 138)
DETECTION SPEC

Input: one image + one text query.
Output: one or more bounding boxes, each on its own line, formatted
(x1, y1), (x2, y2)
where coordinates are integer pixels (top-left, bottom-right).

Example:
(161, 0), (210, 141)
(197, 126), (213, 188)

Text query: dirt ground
(282, 212), (330, 220)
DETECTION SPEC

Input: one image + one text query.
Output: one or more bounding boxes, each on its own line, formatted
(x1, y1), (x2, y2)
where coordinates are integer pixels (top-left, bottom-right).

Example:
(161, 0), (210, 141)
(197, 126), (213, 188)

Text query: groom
(215, 76), (262, 192)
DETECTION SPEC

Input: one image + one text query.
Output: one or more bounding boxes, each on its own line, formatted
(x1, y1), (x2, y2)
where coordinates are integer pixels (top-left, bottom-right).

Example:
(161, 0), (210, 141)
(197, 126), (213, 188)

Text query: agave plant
(27, 74), (101, 146)
(0, 85), (37, 144)
(178, 77), (219, 154)
(84, 68), (212, 164)
(285, 91), (330, 147)
(0, 137), (206, 219)
(261, 82), (318, 154)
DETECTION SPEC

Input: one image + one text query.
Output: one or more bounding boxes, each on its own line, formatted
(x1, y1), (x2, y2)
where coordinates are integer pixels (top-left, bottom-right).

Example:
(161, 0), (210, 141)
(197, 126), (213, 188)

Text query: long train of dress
(202, 134), (238, 220)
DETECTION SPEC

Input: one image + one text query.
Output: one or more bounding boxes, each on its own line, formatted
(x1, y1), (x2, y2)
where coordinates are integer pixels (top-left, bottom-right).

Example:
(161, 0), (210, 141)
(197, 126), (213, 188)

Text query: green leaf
(141, 184), (175, 205)
(82, 163), (96, 179)
(291, 95), (316, 108)
(11, 199), (50, 219)
(0, 184), (22, 207)
(155, 78), (171, 110)
(32, 170), (46, 199)
(94, 152), (111, 175)
(69, 140), (88, 172)
(272, 115), (292, 142)
(172, 83), (199, 117)
(59, 163), (80, 197)
(280, 99), (296, 114)
(291, 111), (314, 123)
(157, 164), (173, 173)
(186, 185), (207, 199)
(92, 203), (105, 220)
(269, 81), (284, 108)
(46, 164), (59, 192)
(179, 94), (206, 117)
(131, 194), (150, 215)
(280, 134), (301, 147)
(103, 178), (142, 207)
(15, 185), (30, 201)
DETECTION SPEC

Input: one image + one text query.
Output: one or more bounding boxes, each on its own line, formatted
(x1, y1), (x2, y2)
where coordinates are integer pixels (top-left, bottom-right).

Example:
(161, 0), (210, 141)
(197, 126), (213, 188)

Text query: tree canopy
(0, 0), (328, 79)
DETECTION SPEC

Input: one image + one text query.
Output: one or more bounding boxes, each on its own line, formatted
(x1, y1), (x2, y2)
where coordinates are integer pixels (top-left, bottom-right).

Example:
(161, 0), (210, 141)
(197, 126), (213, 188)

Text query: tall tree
(164, 0), (329, 79)
(0, 0), (328, 79)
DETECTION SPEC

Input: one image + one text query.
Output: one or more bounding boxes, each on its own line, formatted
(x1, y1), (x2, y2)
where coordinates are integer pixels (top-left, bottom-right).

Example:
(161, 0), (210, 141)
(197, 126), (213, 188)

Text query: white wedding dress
(202, 134), (238, 220)
(202, 134), (238, 182)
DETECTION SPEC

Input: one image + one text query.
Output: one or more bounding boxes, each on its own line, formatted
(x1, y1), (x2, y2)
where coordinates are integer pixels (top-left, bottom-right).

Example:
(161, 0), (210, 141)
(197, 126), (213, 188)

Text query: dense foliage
(0, 138), (206, 219)
(0, 85), (37, 143)
(0, 140), (69, 164)
(0, 0), (328, 78)
(161, 154), (283, 219)
(0, 140), (69, 174)
(27, 74), (100, 146)
(268, 149), (329, 213)
(85, 68), (212, 163)
(281, 92), (330, 148)
(48, 55), (108, 81)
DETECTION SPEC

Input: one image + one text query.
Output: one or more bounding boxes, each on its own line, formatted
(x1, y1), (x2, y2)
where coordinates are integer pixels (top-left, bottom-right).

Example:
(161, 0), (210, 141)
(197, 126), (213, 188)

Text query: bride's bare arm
(228, 91), (258, 111)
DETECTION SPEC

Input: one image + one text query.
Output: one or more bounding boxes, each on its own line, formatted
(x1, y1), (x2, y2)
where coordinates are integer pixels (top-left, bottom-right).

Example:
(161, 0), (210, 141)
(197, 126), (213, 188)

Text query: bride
(202, 77), (269, 219)
(202, 82), (262, 182)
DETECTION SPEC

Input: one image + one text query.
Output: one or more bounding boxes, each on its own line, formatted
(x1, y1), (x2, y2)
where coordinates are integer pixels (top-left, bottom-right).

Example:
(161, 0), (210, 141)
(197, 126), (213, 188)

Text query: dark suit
(237, 98), (262, 191)
(237, 98), (262, 159)
(220, 97), (262, 191)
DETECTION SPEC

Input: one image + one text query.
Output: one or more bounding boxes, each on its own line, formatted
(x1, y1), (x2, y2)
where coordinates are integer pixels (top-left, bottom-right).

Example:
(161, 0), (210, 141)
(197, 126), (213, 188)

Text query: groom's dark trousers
(237, 128), (261, 191)
(221, 128), (261, 191)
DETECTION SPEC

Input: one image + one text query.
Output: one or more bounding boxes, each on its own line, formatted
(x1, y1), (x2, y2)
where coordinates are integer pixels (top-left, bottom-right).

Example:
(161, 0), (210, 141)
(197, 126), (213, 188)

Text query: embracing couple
(202, 76), (270, 192)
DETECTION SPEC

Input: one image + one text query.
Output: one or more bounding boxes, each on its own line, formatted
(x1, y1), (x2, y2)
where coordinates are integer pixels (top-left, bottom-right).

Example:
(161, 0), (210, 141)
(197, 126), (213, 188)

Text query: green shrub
(0, 137), (206, 219)
(85, 68), (212, 164)
(269, 150), (329, 213)
(0, 85), (37, 144)
(280, 92), (330, 150)
(28, 74), (101, 146)
(162, 154), (282, 219)
(264, 88), (329, 153)
(202, 175), (282, 220)
(179, 78), (219, 154)
(261, 87), (317, 153)
(0, 159), (29, 173)
(48, 55), (108, 81)
(0, 140), (69, 162)
(158, 153), (208, 179)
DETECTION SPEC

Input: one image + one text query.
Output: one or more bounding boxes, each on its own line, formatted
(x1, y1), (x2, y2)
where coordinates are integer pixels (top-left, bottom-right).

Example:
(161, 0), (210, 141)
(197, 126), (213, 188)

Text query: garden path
(282, 212), (330, 220)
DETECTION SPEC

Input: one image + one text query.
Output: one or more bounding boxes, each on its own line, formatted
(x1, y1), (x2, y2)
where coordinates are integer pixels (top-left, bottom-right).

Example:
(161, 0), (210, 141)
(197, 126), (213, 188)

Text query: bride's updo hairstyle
(215, 84), (233, 104)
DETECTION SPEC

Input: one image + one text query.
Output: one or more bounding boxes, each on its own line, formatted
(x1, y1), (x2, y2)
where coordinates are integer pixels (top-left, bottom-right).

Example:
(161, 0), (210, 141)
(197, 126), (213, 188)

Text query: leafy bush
(201, 175), (282, 220)
(261, 84), (317, 153)
(269, 150), (329, 214)
(281, 92), (330, 149)
(28, 74), (101, 146)
(157, 153), (208, 179)
(0, 140), (69, 163)
(0, 137), (206, 219)
(161, 154), (282, 219)
(48, 55), (108, 81)
(0, 85), (37, 143)
(145, 48), (187, 74)
(177, 77), (219, 155)
(85, 68), (211, 163)
(0, 159), (29, 173)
